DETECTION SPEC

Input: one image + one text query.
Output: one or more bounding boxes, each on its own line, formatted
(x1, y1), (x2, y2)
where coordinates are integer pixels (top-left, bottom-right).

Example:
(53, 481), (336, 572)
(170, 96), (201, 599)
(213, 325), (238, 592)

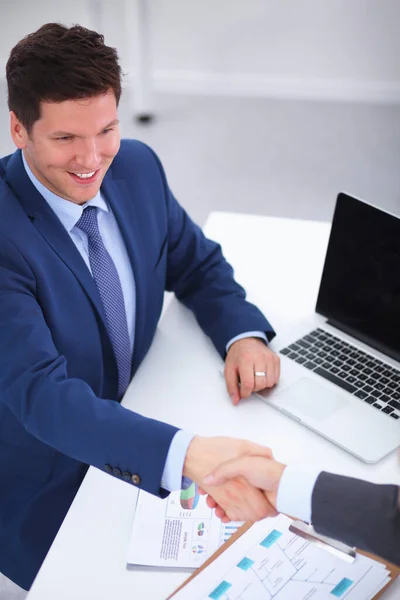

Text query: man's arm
(147, 147), (276, 358)
(0, 232), (278, 521)
(277, 466), (400, 565)
(147, 146), (280, 401)
(311, 471), (400, 566)
(204, 457), (400, 566)
(0, 231), (179, 495)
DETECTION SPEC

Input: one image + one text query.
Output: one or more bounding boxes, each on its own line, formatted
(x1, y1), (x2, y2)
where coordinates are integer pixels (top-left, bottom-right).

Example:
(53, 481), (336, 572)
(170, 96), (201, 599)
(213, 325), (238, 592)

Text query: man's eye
(57, 136), (73, 141)
(102, 128), (113, 135)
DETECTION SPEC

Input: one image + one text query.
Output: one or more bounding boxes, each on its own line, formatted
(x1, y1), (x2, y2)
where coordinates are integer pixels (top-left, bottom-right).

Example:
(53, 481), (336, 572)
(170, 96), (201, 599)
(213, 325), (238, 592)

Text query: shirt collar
(21, 151), (109, 233)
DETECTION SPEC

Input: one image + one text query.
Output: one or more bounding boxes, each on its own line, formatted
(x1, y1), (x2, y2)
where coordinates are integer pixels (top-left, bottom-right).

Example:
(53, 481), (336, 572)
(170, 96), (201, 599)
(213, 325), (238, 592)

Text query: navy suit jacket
(0, 140), (275, 589)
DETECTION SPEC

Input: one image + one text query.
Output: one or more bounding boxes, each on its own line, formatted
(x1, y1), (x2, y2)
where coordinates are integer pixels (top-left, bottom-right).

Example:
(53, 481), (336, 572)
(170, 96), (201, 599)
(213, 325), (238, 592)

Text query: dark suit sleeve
(147, 147), (276, 357)
(311, 471), (400, 566)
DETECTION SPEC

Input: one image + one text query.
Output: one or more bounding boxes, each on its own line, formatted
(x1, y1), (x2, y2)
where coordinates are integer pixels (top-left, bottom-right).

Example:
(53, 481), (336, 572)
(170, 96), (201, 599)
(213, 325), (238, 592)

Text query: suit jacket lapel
(5, 150), (109, 333)
(101, 175), (146, 372)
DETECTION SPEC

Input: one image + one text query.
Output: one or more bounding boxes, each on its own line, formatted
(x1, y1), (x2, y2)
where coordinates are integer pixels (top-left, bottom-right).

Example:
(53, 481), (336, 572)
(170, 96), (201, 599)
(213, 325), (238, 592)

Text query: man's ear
(10, 111), (29, 149)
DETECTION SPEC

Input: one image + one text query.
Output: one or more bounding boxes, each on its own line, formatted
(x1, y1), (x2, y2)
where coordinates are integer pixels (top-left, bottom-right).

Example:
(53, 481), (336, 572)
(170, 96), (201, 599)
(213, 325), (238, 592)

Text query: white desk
(27, 212), (400, 600)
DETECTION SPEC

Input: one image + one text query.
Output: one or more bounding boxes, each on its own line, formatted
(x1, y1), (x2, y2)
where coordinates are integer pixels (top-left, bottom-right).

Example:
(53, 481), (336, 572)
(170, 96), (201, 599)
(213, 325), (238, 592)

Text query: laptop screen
(316, 193), (400, 362)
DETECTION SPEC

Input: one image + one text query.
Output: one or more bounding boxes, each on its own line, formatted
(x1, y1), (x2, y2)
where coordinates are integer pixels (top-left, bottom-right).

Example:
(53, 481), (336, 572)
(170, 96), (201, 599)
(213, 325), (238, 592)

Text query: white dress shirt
(277, 465), (321, 522)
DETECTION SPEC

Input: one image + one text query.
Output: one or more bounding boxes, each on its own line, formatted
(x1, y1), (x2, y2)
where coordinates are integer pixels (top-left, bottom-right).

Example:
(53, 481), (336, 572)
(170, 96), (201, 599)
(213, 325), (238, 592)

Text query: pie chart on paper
(180, 481), (200, 510)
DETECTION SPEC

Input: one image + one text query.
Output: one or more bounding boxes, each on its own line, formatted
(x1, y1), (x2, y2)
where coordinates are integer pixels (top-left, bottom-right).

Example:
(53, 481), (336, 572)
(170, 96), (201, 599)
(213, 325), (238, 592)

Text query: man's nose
(75, 139), (101, 170)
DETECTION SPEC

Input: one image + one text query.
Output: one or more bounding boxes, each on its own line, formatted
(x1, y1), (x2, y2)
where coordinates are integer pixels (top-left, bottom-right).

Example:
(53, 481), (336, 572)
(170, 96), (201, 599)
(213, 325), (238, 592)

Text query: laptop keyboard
(280, 328), (400, 420)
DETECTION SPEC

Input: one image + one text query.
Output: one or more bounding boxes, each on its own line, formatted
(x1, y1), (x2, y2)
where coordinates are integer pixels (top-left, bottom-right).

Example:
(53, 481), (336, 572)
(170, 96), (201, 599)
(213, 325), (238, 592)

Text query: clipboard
(167, 520), (400, 599)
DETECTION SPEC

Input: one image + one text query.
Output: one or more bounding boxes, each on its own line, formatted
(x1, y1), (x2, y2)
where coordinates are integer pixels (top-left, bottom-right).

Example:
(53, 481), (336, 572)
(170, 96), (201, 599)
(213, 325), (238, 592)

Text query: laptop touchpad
(275, 378), (349, 422)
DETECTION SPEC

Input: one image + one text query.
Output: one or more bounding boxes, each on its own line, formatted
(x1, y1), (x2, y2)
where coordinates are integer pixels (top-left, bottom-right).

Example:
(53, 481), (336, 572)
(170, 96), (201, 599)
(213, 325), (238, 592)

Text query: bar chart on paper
(220, 523), (241, 545)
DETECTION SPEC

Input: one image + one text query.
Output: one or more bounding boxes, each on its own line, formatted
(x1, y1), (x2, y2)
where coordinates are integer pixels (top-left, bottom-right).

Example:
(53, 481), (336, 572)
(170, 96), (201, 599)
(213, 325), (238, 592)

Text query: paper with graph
(170, 514), (391, 600)
(127, 482), (243, 568)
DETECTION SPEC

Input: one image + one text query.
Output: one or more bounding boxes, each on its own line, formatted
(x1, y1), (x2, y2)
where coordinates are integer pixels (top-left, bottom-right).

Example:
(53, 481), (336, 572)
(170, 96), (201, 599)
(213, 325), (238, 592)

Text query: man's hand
(225, 338), (280, 405)
(202, 456), (286, 521)
(183, 436), (278, 522)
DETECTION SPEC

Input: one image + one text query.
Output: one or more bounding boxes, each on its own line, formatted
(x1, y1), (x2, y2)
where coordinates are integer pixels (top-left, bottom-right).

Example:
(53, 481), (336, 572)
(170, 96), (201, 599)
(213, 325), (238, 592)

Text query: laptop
(257, 193), (400, 463)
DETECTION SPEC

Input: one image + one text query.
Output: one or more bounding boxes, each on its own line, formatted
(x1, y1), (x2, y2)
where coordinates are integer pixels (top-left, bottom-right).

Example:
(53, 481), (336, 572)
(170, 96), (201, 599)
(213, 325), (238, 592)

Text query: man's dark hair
(6, 23), (122, 133)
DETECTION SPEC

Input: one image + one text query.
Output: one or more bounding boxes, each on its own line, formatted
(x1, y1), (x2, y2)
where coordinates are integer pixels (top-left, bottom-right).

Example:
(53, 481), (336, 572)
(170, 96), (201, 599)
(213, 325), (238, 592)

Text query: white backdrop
(1, 0), (400, 102)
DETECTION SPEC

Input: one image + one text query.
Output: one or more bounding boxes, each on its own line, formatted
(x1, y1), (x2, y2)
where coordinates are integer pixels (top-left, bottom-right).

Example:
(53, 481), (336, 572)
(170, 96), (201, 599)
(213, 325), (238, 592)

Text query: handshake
(182, 436), (400, 568)
(183, 436), (286, 523)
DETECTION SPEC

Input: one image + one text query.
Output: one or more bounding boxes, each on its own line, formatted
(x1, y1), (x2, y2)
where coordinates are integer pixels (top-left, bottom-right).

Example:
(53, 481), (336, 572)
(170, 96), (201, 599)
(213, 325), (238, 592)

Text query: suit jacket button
(113, 467), (122, 478)
(131, 474), (141, 485)
(104, 464), (112, 474)
(122, 471), (131, 481)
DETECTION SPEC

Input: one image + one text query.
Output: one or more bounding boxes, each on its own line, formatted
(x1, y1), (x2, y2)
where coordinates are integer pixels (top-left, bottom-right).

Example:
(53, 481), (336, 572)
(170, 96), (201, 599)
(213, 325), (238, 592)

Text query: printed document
(127, 482), (243, 569)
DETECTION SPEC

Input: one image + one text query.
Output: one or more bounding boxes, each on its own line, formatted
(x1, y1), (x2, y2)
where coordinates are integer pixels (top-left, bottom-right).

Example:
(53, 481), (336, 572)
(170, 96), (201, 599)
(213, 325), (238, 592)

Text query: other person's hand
(202, 456), (286, 521)
(183, 437), (277, 522)
(225, 338), (280, 405)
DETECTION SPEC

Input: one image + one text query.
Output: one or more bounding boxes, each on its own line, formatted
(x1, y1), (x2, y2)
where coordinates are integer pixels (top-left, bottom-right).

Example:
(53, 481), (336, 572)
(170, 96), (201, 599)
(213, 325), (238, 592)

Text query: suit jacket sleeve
(312, 471), (400, 566)
(0, 231), (178, 496)
(147, 148), (276, 357)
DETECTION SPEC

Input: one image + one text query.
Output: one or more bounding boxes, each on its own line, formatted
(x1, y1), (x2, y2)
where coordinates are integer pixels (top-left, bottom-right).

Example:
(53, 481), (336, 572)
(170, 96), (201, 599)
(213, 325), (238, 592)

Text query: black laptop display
(316, 193), (400, 363)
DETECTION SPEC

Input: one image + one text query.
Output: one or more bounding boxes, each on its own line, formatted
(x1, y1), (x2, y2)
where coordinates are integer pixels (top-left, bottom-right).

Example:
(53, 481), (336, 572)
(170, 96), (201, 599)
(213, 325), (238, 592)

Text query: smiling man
(12, 94), (120, 203)
(0, 23), (280, 594)
(15, 96), (120, 200)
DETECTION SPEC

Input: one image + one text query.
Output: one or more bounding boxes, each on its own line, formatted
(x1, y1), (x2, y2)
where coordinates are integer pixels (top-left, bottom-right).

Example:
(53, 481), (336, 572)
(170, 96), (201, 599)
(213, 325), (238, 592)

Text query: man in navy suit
(0, 23), (280, 592)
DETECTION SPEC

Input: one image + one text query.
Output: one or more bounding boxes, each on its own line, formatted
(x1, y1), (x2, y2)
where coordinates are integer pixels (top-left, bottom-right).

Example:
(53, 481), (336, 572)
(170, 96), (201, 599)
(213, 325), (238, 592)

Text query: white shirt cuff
(276, 465), (321, 523)
(160, 430), (196, 492)
(226, 331), (268, 353)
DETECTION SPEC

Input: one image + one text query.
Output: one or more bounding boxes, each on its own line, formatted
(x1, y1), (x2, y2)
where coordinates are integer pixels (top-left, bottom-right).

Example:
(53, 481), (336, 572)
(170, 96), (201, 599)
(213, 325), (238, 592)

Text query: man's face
(10, 90), (120, 204)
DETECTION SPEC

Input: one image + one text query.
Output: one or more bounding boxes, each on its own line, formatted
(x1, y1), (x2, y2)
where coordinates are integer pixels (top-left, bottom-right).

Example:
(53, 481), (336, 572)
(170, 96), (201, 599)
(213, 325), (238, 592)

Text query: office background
(0, 0), (399, 225)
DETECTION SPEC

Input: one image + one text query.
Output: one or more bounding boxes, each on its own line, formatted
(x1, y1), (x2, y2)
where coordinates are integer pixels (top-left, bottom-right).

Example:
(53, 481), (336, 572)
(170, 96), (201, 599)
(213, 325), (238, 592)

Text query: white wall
(1, 0), (400, 102)
(145, 0), (400, 101)
(0, 0), (94, 55)
(150, 0), (400, 80)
